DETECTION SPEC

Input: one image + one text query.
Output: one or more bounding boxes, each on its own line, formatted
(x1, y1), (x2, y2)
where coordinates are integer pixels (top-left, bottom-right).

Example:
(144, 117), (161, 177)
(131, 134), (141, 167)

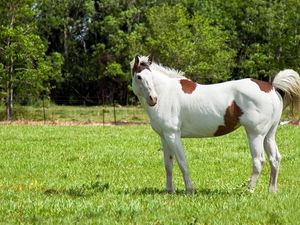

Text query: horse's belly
(181, 128), (214, 138)
(181, 121), (241, 138)
(180, 118), (222, 138)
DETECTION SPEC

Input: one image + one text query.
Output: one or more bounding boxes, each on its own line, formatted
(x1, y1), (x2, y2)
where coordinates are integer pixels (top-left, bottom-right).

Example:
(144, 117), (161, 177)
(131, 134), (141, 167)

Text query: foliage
(145, 4), (235, 82)
(1, 0), (300, 107)
(0, 0), (63, 119)
(197, 0), (300, 79)
(0, 125), (299, 224)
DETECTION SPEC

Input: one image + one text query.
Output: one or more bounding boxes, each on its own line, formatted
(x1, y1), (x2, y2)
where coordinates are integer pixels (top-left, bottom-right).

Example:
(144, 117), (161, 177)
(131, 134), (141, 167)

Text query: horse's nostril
(148, 96), (157, 106)
(150, 96), (157, 102)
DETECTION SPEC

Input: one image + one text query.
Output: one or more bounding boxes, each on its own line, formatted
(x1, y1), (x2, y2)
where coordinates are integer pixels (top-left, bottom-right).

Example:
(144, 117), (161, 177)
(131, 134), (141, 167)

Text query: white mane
(150, 62), (186, 79)
(131, 55), (186, 79)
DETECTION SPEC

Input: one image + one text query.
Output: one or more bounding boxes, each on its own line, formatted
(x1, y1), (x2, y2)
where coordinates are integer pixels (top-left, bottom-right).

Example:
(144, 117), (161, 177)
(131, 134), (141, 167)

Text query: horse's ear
(148, 54), (153, 65)
(134, 55), (139, 66)
(132, 55), (139, 77)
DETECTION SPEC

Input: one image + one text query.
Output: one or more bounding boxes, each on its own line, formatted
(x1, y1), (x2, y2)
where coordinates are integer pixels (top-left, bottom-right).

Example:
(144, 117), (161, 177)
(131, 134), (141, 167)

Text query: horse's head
(131, 55), (157, 107)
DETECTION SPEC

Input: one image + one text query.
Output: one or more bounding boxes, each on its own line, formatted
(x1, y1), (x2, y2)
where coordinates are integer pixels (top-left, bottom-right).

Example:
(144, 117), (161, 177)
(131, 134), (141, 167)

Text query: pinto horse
(131, 55), (300, 193)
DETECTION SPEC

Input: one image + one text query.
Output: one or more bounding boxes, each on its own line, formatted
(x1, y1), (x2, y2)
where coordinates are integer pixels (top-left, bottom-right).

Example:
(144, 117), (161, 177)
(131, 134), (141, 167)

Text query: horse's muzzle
(147, 96), (157, 107)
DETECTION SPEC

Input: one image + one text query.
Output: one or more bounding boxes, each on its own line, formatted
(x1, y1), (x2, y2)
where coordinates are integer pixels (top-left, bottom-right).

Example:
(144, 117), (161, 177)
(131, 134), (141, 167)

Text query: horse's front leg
(163, 132), (194, 194)
(161, 137), (174, 193)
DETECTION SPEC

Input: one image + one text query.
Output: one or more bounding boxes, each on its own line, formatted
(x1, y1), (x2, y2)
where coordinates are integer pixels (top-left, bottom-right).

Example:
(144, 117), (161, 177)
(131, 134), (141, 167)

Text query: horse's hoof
(268, 186), (277, 193)
(247, 188), (255, 193)
(185, 188), (195, 195)
(166, 189), (175, 194)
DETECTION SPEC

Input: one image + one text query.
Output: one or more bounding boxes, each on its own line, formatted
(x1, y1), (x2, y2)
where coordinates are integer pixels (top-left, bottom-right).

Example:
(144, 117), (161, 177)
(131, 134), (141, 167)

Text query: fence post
(42, 96), (46, 124)
(113, 101), (116, 125)
(102, 90), (105, 125)
(102, 106), (105, 126)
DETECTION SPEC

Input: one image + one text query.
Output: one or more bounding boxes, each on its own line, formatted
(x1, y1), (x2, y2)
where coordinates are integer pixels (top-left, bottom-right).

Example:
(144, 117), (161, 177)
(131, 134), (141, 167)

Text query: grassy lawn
(0, 124), (299, 224)
(0, 104), (149, 124)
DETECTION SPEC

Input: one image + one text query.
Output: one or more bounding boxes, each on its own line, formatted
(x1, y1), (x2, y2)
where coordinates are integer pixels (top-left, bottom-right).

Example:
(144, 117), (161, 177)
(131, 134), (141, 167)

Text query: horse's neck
(141, 73), (172, 117)
(144, 73), (178, 120)
(152, 72), (172, 95)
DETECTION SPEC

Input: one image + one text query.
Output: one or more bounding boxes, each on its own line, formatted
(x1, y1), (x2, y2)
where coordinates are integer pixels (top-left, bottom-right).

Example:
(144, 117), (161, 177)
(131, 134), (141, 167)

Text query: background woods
(1, 0), (300, 119)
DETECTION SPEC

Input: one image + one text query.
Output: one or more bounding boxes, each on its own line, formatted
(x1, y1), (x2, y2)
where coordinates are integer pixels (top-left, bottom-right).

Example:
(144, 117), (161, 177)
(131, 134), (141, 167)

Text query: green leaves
(208, 0), (300, 79)
(145, 4), (235, 83)
(1, 0), (300, 106)
(104, 62), (127, 80)
(0, 0), (63, 117)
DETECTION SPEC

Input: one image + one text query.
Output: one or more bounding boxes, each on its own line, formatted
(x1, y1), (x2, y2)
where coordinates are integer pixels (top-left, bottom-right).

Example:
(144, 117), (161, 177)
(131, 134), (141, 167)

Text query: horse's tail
(272, 69), (300, 114)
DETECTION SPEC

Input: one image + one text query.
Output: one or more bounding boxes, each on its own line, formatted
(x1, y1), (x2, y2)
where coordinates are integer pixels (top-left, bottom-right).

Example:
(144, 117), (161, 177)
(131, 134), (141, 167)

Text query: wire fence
(1, 101), (299, 126)
(0, 103), (150, 125)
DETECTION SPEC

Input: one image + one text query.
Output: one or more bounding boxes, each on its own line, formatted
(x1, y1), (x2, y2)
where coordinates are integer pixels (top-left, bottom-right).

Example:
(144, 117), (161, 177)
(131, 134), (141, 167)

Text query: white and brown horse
(131, 55), (300, 193)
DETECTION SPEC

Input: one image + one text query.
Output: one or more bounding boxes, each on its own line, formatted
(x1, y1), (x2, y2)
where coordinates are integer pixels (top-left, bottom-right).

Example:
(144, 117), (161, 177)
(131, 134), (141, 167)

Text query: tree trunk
(6, 59), (14, 120)
(5, 4), (15, 121)
(6, 76), (13, 121)
(63, 23), (68, 62)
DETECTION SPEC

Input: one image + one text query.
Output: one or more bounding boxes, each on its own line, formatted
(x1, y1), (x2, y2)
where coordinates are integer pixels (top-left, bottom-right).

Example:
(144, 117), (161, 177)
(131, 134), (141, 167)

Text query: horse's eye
(137, 75), (142, 80)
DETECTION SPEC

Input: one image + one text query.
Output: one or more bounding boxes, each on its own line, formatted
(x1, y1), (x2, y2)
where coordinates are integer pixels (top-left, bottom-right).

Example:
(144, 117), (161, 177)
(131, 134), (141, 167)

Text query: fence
(2, 103), (299, 126)
(0, 104), (149, 125)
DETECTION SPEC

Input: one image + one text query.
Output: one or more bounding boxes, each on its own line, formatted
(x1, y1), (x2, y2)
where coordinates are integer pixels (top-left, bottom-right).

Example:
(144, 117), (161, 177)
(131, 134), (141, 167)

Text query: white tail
(273, 69), (300, 114)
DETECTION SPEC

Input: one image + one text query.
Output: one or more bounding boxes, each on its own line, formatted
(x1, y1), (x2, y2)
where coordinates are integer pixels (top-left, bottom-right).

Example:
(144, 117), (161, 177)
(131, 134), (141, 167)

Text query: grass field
(0, 124), (299, 224)
(0, 104), (149, 124)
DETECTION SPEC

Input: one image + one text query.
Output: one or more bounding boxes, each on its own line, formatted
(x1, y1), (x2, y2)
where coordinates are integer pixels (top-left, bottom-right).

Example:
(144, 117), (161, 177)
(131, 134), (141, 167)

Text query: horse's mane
(131, 55), (186, 79)
(150, 62), (186, 79)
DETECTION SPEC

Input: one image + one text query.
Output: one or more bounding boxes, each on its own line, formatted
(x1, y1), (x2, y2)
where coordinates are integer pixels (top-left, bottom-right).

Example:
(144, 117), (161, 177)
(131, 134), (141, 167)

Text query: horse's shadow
(44, 180), (249, 197)
(121, 187), (166, 195)
(119, 186), (247, 196)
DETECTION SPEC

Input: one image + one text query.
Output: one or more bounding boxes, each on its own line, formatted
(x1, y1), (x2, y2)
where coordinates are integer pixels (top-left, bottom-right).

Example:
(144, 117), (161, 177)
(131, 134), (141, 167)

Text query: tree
(87, 1), (145, 104)
(0, 0), (63, 120)
(18, 0), (300, 107)
(266, 1), (300, 76)
(195, 0), (300, 80)
(144, 4), (235, 83)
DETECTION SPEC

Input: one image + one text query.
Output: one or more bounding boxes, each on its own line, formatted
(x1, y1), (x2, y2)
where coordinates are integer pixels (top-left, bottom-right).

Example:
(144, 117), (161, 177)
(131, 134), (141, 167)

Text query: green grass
(0, 104), (149, 124)
(0, 124), (299, 224)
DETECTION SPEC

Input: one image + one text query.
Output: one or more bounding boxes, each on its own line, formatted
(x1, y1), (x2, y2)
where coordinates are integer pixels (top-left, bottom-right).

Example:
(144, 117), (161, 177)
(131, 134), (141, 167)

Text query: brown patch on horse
(251, 79), (273, 93)
(214, 101), (243, 136)
(180, 79), (197, 94)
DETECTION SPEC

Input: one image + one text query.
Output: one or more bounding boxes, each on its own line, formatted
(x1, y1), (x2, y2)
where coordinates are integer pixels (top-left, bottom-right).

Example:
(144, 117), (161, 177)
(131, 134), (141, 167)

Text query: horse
(130, 55), (300, 194)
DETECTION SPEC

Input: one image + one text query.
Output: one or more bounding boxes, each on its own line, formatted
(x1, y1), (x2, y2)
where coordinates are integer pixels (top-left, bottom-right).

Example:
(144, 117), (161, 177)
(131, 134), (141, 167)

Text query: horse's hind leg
(264, 125), (282, 192)
(246, 131), (266, 192)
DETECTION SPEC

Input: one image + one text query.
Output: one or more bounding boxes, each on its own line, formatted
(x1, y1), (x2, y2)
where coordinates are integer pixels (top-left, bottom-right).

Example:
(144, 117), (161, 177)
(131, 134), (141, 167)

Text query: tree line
(1, 0), (300, 120)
